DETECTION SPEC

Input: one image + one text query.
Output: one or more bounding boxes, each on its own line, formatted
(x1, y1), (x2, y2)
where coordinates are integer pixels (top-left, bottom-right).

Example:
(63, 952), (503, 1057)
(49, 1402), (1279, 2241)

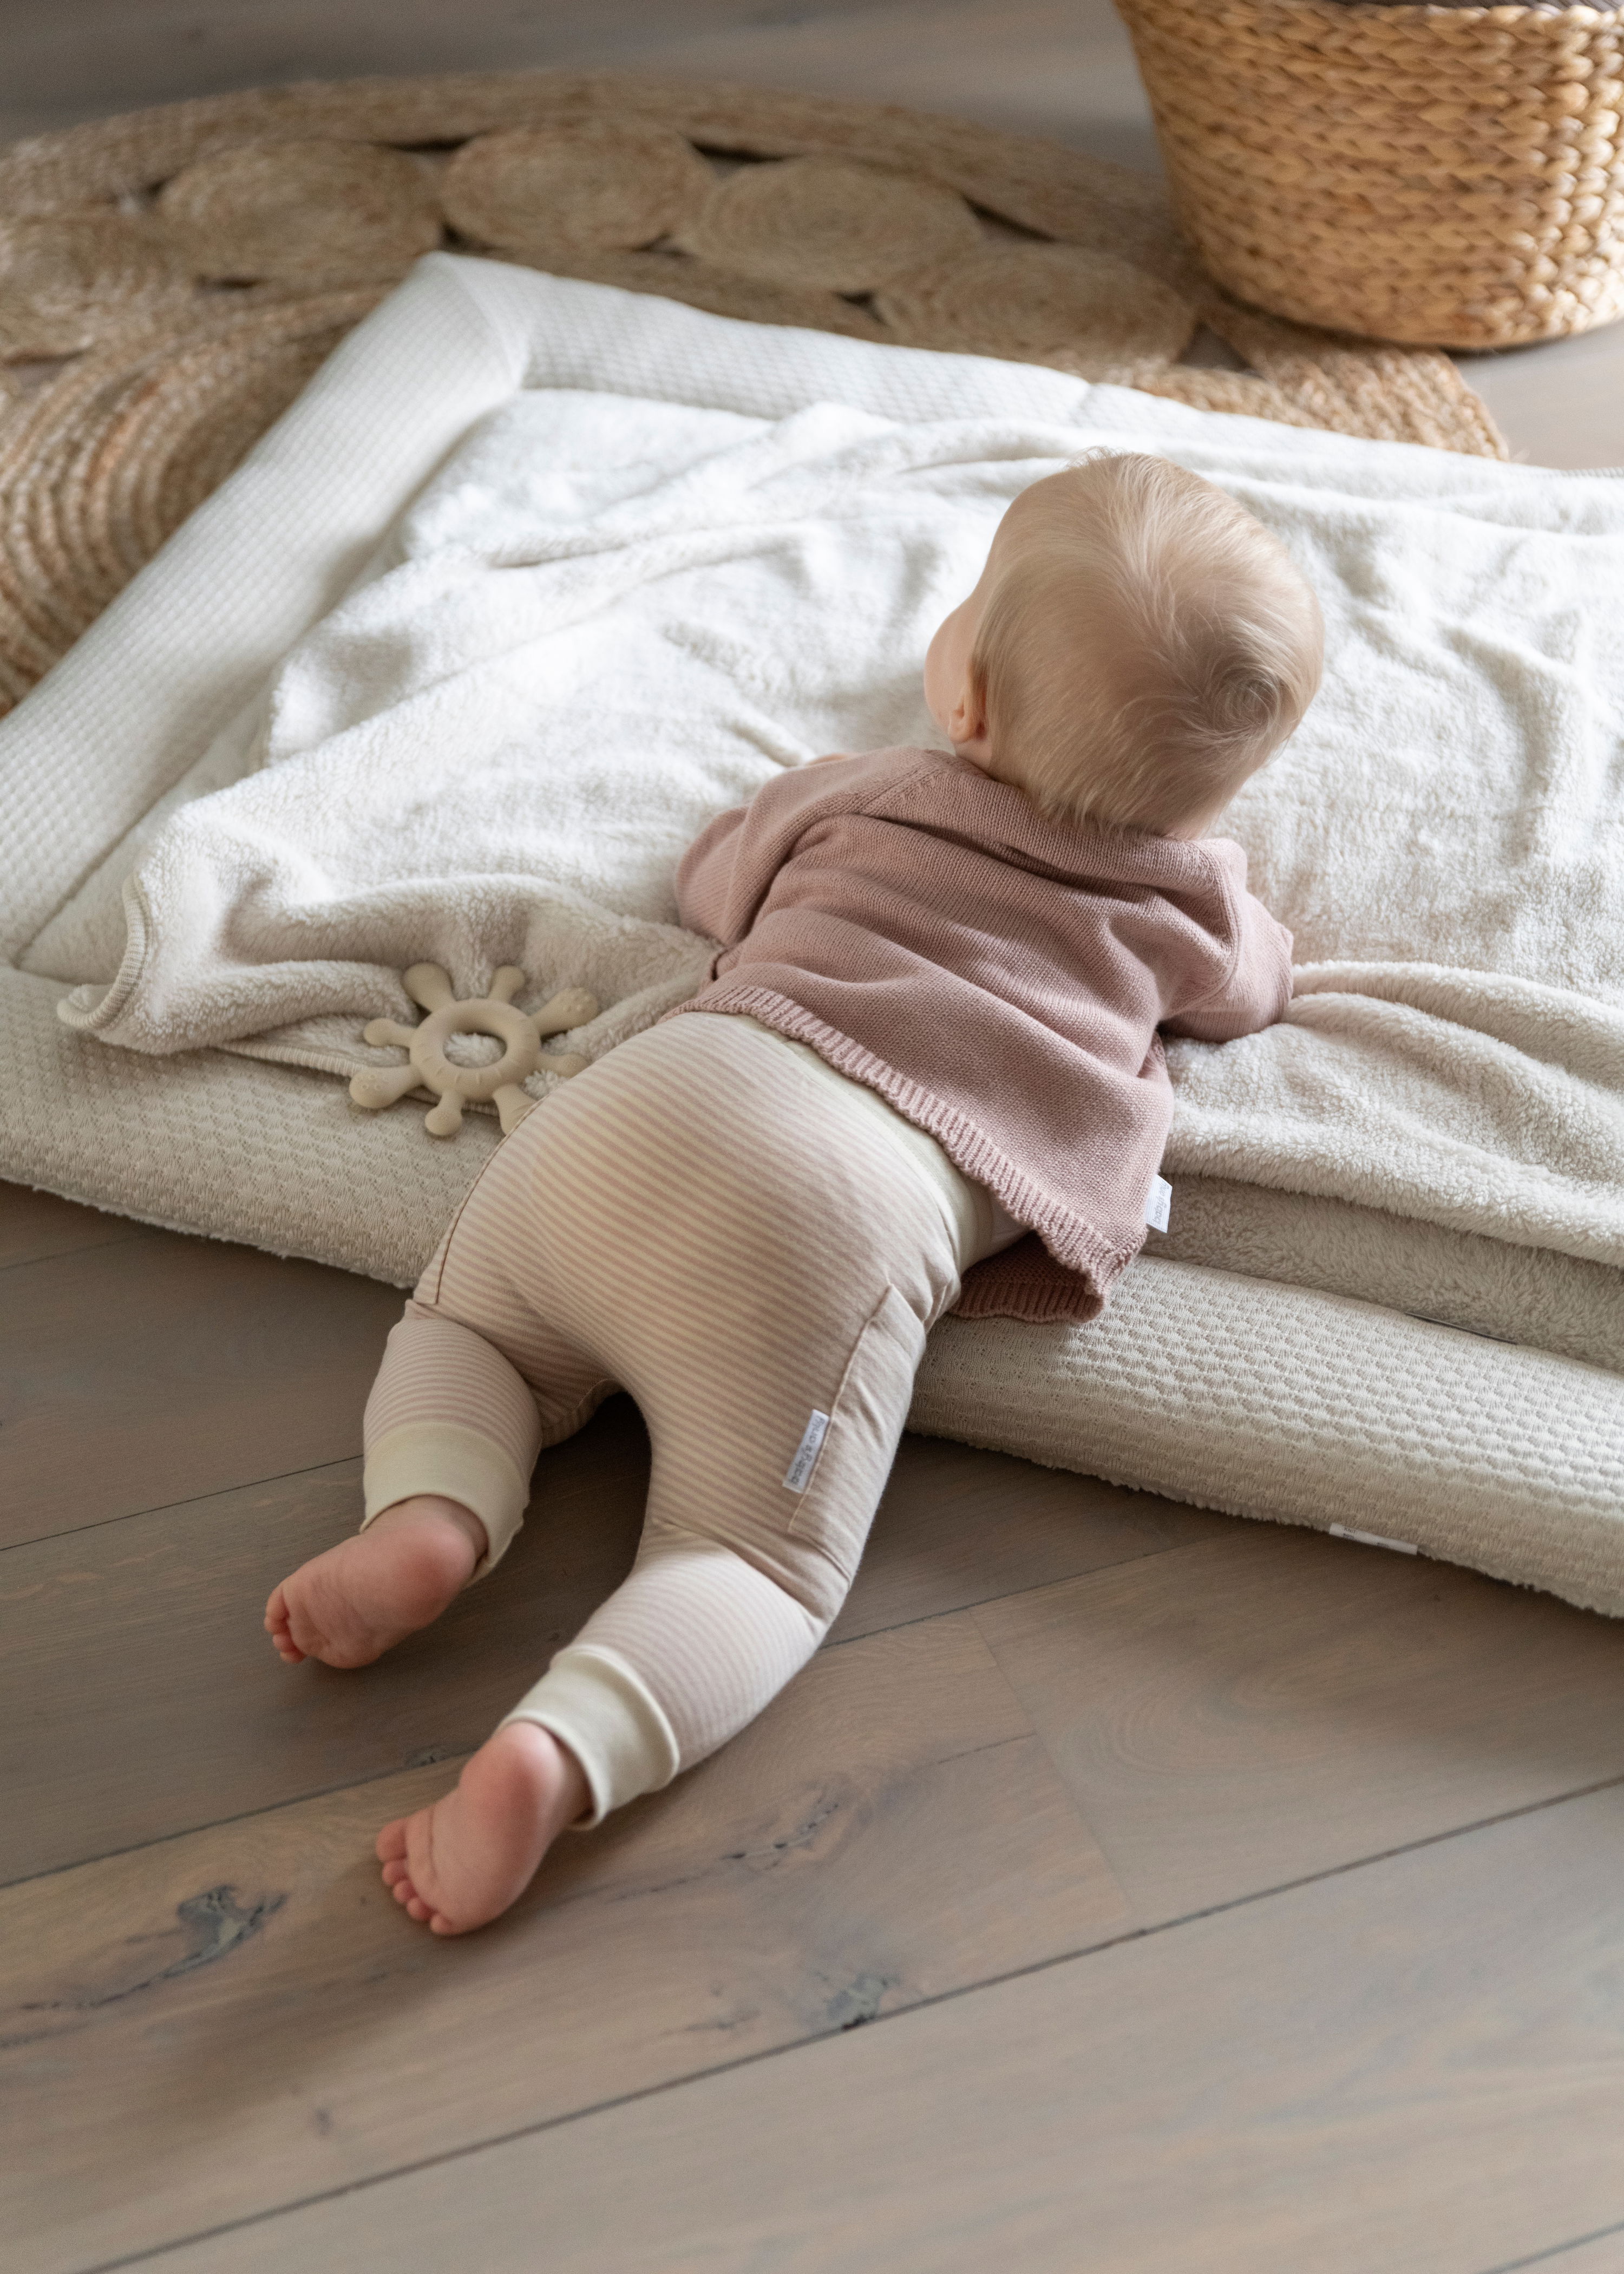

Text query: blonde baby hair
(968, 454), (1322, 836)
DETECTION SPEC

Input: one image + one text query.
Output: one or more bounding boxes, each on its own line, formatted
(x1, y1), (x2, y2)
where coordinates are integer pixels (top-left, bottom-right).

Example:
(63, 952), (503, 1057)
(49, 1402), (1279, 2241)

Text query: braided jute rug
(0, 69), (1508, 717)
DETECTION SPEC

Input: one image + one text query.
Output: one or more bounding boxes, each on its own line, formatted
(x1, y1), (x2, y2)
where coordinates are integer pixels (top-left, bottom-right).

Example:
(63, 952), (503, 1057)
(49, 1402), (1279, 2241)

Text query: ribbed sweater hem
(667, 987), (1142, 1321)
(949, 1238), (1104, 1324)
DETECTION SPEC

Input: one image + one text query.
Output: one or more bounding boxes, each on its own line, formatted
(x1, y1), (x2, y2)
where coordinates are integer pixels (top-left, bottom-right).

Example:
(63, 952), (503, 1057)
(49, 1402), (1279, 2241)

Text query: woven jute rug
(0, 68), (1507, 718)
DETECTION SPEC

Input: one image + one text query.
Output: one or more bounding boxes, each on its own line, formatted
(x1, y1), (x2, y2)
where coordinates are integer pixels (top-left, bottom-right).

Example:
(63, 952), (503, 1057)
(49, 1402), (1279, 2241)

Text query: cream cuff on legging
(500, 1645), (680, 1827)
(362, 1420), (529, 1581)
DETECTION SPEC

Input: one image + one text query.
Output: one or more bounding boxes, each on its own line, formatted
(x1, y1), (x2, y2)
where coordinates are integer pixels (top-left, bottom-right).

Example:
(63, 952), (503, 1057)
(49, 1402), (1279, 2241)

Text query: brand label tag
(783, 1409), (831, 1493)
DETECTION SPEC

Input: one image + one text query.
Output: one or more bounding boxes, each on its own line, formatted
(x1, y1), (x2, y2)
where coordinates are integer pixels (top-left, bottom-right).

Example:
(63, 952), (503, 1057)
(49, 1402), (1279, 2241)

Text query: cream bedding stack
(4, 256), (1622, 1608)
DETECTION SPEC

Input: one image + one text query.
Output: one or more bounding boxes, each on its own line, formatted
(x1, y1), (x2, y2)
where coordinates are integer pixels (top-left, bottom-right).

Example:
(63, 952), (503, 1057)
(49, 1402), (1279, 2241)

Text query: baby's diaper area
(3, 253), (1622, 1606)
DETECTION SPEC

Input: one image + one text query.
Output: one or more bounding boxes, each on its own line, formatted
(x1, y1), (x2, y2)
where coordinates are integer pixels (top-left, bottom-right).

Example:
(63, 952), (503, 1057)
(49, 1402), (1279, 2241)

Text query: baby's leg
(269, 1134), (611, 1668)
(374, 1525), (846, 1936)
(379, 1014), (960, 1933)
(498, 1276), (928, 1805)
(378, 1339), (916, 1934)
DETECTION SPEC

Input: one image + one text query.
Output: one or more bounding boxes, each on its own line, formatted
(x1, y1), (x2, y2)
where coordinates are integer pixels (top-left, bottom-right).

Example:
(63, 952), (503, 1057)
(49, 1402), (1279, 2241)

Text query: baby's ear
(948, 687), (990, 752)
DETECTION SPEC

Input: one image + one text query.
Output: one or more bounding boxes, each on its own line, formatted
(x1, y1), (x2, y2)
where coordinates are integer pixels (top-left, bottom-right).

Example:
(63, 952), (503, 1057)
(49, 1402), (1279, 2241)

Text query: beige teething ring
(349, 963), (599, 1138)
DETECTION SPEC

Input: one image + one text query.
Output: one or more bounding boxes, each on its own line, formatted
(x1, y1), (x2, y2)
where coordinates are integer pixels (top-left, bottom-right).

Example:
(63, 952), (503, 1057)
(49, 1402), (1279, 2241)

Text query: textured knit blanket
(25, 257), (1624, 1324)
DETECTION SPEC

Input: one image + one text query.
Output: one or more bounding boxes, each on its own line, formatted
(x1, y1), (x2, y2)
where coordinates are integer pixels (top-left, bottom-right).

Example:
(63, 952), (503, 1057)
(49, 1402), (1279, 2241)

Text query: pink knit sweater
(671, 745), (1292, 1323)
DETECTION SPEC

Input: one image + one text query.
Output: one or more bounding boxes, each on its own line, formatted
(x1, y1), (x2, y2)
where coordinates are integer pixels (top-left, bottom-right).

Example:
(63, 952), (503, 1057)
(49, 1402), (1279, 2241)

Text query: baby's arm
(1162, 846), (1293, 1044)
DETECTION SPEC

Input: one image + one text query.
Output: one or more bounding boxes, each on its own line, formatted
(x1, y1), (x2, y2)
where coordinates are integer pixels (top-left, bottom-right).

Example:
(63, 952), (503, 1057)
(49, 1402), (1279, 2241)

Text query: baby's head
(924, 454), (1322, 838)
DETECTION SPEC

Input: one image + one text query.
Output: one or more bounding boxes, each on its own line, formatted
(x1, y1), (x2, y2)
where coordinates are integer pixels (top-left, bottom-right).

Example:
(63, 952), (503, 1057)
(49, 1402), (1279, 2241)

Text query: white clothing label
(1144, 1174), (1172, 1233)
(1329, 1522), (1418, 1556)
(783, 1409), (831, 1493)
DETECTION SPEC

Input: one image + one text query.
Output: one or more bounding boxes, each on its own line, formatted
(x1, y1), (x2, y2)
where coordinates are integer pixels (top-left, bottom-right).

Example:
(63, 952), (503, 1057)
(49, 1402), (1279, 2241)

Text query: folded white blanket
(25, 257), (1624, 1295)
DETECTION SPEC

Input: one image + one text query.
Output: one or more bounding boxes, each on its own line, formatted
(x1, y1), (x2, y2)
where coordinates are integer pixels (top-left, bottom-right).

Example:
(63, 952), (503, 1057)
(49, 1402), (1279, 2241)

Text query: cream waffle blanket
(5, 255), (1623, 1608)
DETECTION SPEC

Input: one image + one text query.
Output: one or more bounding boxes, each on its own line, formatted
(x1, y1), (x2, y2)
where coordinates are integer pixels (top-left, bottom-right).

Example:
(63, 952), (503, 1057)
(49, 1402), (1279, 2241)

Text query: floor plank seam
(0, 1756), (460, 1892)
(0, 1230), (148, 1273)
(0, 1454), (364, 1555)
(1482, 2220), (1624, 2273)
(823, 1529), (1216, 1647)
(4, 1521), (1207, 1887)
(70, 1762), (1624, 2274)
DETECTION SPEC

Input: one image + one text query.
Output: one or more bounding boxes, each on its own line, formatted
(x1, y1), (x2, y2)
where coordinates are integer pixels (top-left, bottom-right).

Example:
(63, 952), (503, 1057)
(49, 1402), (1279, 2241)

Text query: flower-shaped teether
(349, 963), (599, 1138)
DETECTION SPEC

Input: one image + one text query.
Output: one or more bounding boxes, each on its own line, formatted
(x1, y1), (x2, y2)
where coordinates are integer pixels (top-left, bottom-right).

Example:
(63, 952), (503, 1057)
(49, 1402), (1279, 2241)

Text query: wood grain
(0, 1391), (1220, 1884)
(137, 1781), (1624, 2274)
(0, 1227), (403, 1550)
(0, 1407), (646, 1886)
(0, 1178), (149, 1271)
(831, 1432), (1230, 1644)
(1525, 2234), (1624, 2274)
(0, 1612), (1126, 2274)
(973, 1522), (1624, 1924)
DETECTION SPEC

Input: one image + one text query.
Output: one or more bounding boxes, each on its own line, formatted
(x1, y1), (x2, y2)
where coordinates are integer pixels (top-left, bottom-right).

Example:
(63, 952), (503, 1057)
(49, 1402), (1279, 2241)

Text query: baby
(265, 452), (1322, 1935)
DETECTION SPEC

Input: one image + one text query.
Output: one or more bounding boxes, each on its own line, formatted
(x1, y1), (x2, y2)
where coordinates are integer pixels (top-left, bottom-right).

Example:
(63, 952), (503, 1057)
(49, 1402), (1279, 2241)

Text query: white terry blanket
(23, 256), (1624, 1288)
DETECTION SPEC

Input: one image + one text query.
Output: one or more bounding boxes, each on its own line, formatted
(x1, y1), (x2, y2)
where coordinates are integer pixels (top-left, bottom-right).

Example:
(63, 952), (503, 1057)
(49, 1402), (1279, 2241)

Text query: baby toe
(376, 1820), (408, 1863)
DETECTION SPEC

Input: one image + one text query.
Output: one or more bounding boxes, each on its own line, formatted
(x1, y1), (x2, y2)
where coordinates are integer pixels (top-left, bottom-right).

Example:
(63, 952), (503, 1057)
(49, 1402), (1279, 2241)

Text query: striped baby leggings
(360, 1010), (986, 1823)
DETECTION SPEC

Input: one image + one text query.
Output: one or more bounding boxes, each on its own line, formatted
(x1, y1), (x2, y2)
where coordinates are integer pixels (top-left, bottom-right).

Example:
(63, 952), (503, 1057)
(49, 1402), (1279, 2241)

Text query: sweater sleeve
(1162, 844), (1294, 1044)
(675, 747), (934, 946)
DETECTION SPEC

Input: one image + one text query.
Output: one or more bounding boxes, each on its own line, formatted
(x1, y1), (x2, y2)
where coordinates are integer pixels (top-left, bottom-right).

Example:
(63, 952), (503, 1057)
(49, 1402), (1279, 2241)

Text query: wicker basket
(1112, 0), (1624, 348)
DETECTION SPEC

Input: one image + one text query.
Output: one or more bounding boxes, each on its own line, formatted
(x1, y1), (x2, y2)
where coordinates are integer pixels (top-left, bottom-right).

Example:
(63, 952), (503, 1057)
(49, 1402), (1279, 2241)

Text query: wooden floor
(12, 1188), (1624, 2274)
(10, 4), (1624, 2270)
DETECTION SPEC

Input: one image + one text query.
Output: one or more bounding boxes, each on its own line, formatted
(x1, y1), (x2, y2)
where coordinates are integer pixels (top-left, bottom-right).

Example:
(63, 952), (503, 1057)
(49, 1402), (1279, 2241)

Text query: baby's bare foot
(265, 1496), (488, 1669)
(377, 1722), (590, 1935)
